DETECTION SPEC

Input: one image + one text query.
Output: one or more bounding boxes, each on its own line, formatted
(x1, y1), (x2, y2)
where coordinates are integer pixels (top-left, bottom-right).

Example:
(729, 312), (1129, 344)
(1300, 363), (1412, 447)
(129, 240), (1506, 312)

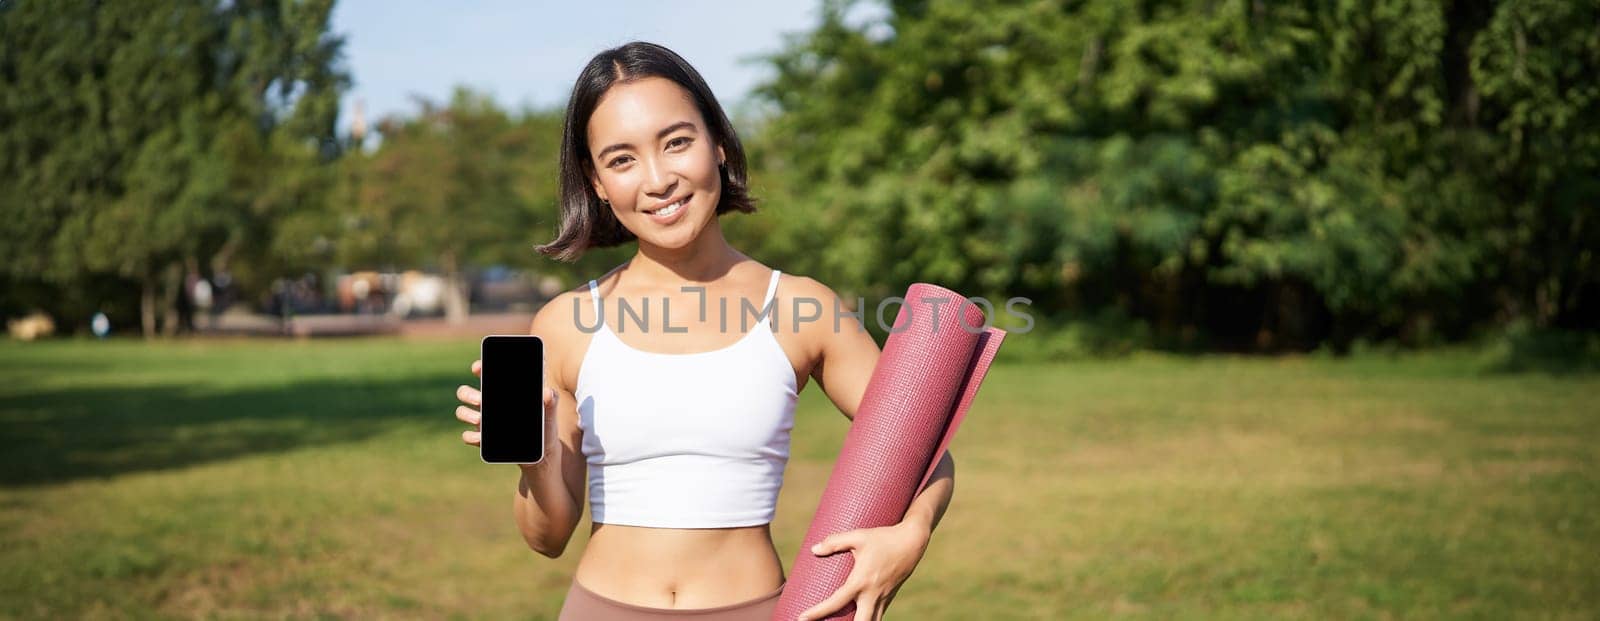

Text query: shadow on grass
(0, 372), (457, 487)
(1481, 327), (1600, 375)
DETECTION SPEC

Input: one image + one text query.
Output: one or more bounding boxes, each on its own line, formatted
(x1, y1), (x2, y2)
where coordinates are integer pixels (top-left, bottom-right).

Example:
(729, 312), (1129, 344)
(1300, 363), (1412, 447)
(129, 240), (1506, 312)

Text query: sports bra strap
(588, 279), (601, 315)
(763, 270), (781, 308)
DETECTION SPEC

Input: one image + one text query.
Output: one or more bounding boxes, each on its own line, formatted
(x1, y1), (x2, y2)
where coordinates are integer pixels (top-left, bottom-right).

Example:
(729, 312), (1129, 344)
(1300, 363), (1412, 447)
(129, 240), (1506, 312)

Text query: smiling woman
(454, 41), (956, 621)
(535, 42), (756, 263)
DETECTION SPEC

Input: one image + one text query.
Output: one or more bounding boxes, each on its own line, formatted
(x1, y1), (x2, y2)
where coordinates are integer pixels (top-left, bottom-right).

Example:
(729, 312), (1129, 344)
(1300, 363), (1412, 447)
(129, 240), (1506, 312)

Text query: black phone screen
(479, 335), (545, 464)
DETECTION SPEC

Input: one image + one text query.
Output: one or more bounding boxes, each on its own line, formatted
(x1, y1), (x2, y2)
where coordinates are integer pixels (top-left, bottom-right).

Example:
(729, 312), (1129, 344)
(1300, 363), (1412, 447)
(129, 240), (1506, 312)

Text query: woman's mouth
(644, 194), (691, 224)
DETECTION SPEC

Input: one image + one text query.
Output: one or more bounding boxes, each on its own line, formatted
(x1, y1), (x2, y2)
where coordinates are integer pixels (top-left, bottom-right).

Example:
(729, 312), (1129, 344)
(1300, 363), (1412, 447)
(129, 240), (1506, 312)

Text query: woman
(453, 42), (955, 621)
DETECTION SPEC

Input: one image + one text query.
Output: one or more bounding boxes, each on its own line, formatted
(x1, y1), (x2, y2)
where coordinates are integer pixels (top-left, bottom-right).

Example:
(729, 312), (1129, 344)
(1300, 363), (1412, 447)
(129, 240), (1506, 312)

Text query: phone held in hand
(479, 335), (546, 464)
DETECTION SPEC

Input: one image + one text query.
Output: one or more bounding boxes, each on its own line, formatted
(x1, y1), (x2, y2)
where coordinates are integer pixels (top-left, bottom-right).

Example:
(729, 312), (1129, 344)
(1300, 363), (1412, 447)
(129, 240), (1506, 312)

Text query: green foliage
(311, 91), (626, 288)
(324, 90), (538, 272)
(3, 0), (1595, 353)
(992, 308), (1151, 361)
(1482, 320), (1600, 374)
(752, 0), (1600, 352)
(0, 0), (347, 332)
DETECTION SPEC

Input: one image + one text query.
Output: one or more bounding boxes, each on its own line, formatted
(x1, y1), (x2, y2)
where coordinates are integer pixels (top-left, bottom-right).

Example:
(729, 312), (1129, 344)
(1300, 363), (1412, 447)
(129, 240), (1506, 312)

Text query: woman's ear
(716, 144), (726, 167)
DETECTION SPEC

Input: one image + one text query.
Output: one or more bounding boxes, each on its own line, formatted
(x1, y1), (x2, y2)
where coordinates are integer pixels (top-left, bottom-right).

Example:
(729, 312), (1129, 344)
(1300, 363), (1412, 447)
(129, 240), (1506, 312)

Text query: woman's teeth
(652, 197), (687, 217)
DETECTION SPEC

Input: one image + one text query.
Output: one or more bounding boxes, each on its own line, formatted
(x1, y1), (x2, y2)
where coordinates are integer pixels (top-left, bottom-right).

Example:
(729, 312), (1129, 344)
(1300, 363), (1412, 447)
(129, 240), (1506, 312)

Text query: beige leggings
(557, 579), (784, 620)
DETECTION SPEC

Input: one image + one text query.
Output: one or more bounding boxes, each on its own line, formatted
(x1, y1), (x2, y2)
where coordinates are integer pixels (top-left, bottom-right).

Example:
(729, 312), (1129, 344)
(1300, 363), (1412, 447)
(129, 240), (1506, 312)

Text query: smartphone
(479, 335), (546, 464)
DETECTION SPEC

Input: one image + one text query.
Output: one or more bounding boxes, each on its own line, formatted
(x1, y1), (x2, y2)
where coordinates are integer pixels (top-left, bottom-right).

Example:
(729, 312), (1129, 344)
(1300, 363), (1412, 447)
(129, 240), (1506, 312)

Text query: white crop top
(574, 269), (798, 528)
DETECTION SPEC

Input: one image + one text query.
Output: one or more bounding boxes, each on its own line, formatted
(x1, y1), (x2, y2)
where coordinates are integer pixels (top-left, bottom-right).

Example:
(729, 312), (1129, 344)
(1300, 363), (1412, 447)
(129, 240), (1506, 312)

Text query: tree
(752, 0), (1599, 351)
(0, 0), (347, 337)
(330, 89), (563, 323)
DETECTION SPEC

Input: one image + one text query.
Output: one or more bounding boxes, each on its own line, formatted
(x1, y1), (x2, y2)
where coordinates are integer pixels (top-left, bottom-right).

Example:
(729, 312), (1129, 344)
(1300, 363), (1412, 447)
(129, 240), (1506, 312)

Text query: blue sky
(330, 1), (830, 127)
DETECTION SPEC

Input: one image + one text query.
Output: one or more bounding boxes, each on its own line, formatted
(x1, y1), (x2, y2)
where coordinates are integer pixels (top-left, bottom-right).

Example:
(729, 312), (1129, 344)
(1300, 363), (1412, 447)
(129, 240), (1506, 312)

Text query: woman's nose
(641, 156), (676, 197)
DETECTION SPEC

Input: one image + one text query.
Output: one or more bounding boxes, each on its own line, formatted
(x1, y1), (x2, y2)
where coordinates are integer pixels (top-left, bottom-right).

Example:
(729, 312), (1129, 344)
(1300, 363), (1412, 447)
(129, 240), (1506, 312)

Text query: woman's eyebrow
(654, 120), (697, 139)
(594, 121), (698, 161)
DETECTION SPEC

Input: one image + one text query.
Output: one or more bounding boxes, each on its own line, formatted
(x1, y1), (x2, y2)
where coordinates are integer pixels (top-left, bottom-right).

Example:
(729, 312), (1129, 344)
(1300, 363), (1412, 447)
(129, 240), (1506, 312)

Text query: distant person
(191, 275), (214, 330)
(452, 42), (955, 620)
(177, 270), (198, 334)
(91, 312), (110, 339)
(212, 268), (234, 315)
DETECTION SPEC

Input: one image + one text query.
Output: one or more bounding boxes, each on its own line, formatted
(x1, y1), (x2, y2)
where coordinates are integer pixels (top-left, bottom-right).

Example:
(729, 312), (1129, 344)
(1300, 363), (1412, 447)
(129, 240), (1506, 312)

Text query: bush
(1482, 321), (1600, 374)
(996, 309), (1151, 363)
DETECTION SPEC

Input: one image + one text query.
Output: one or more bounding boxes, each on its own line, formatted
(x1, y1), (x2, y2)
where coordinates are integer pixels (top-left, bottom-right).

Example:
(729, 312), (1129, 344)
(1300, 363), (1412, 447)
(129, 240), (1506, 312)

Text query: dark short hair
(535, 41), (756, 262)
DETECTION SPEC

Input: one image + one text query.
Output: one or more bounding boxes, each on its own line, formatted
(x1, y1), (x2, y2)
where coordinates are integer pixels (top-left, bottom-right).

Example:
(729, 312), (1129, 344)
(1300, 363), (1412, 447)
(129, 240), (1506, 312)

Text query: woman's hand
(455, 359), (557, 450)
(796, 520), (932, 621)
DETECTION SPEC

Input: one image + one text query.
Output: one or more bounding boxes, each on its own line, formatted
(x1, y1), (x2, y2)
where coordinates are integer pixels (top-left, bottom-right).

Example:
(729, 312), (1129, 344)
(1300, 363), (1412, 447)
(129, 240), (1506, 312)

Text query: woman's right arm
(457, 291), (589, 558)
(511, 378), (585, 558)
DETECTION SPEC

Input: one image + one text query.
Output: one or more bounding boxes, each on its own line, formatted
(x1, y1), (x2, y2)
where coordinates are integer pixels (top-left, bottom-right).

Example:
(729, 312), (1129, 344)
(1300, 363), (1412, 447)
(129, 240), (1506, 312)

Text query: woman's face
(586, 77), (726, 250)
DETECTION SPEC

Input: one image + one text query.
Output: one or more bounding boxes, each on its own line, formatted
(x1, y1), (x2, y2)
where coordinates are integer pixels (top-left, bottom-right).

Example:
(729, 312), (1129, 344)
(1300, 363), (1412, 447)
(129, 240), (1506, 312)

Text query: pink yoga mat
(773, 283), (1006, 620)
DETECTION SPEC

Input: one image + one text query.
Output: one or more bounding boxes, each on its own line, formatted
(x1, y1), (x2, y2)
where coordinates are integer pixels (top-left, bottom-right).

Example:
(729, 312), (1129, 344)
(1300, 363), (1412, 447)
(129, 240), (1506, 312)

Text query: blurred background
(2, 0), (1597, 618)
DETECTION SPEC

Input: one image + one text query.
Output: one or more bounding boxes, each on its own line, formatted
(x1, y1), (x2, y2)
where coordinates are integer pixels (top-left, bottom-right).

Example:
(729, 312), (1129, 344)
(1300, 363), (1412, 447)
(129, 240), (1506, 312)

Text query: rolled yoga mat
(773, 283), (1006, 620)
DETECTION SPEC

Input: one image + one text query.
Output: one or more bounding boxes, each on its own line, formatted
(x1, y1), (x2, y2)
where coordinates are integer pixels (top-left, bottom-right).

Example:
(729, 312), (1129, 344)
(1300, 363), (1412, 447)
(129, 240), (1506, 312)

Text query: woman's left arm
(902, 451), (955, 536)
(793, 277), (955, 621)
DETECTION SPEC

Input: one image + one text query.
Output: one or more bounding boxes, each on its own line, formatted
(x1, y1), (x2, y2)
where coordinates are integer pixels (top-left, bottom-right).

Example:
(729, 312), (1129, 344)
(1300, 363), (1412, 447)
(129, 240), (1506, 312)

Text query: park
(2, 1), (1596, 618)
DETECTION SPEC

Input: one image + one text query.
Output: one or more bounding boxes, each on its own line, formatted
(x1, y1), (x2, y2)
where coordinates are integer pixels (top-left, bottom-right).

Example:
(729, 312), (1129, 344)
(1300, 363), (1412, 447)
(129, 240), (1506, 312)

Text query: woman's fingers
(461, 361), (484, 448)
(854, 594), (875, 621)
(543, 386), (557, 409)
(798, 581), (859, 621)
(456, 384), (480, 407)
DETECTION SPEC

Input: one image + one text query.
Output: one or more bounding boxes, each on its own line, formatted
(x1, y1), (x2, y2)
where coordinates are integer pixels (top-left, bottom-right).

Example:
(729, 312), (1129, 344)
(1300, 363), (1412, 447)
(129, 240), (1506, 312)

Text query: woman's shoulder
(768, 270), (879, 372)
(530, 274), (613, 342)
(769, 270), (865, 343)
(529, 275), (619, 392)
(772, 269), (851, 311)
(529, 289), (582, 338)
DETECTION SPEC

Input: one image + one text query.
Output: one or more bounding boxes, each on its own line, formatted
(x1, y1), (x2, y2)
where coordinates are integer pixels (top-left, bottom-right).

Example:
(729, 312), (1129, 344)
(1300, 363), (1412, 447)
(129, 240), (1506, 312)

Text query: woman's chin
(634, 216), (710, 249)
(637, 229), (696, 250)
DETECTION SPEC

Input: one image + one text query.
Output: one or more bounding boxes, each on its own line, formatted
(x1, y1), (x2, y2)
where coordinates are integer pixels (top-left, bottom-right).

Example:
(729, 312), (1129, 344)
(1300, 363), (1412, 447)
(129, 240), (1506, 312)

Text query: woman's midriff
(573, 522), (786, 609)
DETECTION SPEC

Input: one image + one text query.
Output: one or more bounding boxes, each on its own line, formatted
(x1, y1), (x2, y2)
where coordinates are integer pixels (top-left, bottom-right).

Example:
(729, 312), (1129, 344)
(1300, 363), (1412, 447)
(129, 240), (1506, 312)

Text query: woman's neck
(626, 216), (744, 286)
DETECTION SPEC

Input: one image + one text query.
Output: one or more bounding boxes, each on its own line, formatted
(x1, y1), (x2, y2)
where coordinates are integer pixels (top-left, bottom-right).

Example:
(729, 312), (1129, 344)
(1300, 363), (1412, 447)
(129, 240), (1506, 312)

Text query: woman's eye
(666, 136), (692, 150)
(607, 155), (633, 168)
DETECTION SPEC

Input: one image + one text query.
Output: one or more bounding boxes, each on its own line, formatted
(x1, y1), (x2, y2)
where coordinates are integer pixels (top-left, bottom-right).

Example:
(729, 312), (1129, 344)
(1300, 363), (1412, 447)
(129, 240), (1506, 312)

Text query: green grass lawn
(1, 338), (1596, 619)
